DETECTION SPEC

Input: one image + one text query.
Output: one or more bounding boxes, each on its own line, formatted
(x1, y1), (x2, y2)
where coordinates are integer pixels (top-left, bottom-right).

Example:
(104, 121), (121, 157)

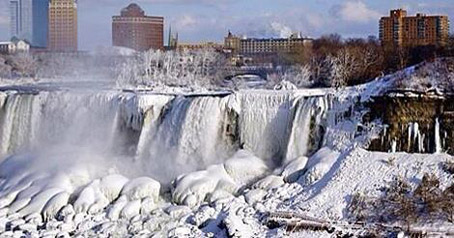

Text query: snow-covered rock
(121, 177), (160, 202)
(281, 156), (308, 183)
(223, 150), (269, 186)
(300, 147), (340, 185)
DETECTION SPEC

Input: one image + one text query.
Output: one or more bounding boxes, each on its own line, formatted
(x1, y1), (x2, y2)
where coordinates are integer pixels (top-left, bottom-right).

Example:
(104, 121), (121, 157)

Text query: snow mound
(223, 150), (269, 185)
(281, 156), (308, 183)
(300, 147), (341, 185)
(172, 164), (236, 207)
(172, 150), (268, 207)
(120, 177), (160, 202)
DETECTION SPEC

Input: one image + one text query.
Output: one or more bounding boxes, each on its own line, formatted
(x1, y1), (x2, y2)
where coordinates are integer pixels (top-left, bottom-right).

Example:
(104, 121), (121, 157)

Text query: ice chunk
(120, 177), (160, 201)
(106, 195), (128, 220)
(252, 175), (284, 190)
(172, 165), (236, 206)
(73, 185), (96, 214)
(244, 189), (267, 205)
(120, 200), (141, 219)
(281, 156), (308, 183)
(140, 197), (155, 215)
(18, 188), (63, 217)
(224, 150), (268, 186)
(42, 192), (69, 221)
(98, 174), (129, 202)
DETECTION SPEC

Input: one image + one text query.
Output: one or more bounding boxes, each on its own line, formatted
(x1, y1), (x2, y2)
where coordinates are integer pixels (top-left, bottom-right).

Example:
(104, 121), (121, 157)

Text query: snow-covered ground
(0, 147), (451, 237)
(0, 60), (452, 237)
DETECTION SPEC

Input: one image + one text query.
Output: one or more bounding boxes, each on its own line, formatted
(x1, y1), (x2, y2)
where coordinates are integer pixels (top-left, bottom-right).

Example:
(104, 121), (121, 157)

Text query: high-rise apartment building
(379, 9), (450, 47)
(48, 0), (78, 51)
(112, 3), (164, 51)
(10, 0), (33, 43)
(32, 0), (49, 48)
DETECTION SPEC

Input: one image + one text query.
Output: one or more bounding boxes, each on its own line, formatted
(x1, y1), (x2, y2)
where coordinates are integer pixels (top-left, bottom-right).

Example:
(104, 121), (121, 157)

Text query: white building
(0, 39), (30, 54)
(0, 42), (16, 54)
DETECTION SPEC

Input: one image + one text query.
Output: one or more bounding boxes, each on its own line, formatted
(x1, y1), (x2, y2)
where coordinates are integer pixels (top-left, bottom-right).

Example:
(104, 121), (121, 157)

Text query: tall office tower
(10, 0), (33, 43)
(48, 0), (78, 51)
(112, 3), (164, 51)
(380, 9), (450, 47)
(32, 0), (49, 48)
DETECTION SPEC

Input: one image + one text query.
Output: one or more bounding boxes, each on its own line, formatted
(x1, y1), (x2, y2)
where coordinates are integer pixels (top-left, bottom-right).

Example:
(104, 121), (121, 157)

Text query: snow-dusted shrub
(348, 173), (454, 226)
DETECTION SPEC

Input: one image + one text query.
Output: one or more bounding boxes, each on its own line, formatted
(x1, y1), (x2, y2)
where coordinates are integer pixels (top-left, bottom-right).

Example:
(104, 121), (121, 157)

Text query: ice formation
(0, 71), (451, 236)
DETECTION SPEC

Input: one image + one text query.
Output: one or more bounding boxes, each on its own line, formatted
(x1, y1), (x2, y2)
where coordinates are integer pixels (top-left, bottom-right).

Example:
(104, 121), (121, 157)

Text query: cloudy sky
(0, 0), (453, 50)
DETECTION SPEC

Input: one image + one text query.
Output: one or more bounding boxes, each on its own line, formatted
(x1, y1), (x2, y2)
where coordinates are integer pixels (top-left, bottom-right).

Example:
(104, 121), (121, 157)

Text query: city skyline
(0, 0), (453, 51)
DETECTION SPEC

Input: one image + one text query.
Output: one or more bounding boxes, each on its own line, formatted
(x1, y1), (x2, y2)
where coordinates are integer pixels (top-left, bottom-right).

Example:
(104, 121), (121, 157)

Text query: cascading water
(285, 96), (330, 162)
(237, 91), (294, 166)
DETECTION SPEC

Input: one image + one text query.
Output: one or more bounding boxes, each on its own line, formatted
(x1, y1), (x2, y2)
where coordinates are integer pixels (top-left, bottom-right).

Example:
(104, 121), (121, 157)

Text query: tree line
(275, 34), (454, 88)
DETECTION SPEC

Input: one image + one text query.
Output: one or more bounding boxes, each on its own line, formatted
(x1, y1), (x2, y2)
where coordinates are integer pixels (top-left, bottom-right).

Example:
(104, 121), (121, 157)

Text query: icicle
(391, 139), (397, 153)
(435, 118), (442, 154)
(407, 123), (412, 152)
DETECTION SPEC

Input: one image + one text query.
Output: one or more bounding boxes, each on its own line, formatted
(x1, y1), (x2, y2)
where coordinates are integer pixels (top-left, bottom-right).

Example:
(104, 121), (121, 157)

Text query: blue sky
(0, 0), (453, 50)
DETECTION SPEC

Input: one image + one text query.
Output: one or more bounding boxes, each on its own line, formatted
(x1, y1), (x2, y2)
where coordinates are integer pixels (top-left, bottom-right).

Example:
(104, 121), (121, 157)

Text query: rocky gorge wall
(367, 94), (454, 154)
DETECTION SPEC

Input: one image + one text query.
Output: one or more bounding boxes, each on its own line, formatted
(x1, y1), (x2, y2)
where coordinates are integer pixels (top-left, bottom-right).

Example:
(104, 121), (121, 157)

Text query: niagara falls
(1, 1), (454, 237)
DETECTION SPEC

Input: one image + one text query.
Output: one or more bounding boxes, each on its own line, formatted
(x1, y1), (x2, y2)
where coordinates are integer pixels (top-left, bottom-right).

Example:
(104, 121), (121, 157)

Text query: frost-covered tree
(0, 56), (12, 79)
(116, 49), (228, 90)
(10, 53), (38, 78)
(267, 64), (312, 89)
(328, 49), (358, 89)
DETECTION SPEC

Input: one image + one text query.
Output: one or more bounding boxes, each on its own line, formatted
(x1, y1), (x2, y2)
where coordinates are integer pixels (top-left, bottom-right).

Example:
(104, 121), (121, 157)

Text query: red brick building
(112, 3), (164, 51)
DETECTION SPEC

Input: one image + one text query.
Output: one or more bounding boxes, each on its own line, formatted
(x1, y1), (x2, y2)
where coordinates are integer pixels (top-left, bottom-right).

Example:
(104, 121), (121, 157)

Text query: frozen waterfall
(0, 90), (335, 183)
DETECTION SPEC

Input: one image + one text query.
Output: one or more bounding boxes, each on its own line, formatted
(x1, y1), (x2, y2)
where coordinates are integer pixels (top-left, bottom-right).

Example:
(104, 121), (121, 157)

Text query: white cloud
(336, 1), (381, 23)
(176, 15), (198, 28)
